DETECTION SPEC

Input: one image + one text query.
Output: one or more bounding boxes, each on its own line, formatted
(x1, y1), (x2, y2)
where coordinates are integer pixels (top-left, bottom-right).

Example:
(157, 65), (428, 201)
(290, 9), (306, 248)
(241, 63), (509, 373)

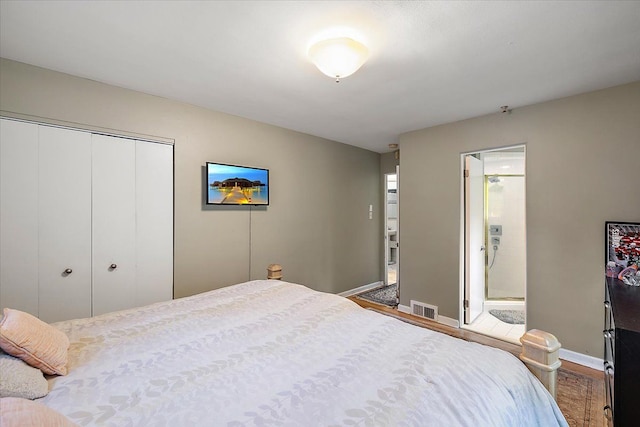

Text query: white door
(0, 119), (39, 315)
(92, 134), (136, 316)
(135, 141), (173, 306)
(38, 126), (92, 322)
(464, 155), (484, 324)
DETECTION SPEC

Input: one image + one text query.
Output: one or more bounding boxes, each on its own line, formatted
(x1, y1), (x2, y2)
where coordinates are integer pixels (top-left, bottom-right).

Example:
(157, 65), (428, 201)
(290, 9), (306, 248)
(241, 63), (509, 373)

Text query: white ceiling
(1, 1), (639, 153)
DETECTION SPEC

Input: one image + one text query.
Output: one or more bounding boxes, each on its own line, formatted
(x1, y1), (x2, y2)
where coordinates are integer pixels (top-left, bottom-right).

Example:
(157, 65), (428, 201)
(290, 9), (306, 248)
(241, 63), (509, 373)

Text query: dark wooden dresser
(604, 277), (640, 426)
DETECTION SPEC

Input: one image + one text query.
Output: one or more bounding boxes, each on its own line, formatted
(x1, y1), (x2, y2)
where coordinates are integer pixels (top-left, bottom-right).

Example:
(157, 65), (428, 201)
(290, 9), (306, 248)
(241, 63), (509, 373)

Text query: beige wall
(399, 81), (640, 357)
(0, 58), (382, 297)
(380, 151), (399, 175)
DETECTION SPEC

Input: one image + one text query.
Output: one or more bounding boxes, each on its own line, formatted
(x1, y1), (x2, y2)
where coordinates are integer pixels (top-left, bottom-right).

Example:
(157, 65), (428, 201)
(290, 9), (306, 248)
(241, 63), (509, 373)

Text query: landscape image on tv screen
(206, 162), (269, 205)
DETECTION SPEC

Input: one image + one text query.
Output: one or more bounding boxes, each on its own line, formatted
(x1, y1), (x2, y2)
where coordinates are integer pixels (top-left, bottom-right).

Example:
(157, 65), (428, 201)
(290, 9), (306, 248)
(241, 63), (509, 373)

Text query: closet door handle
(109, 264), (117, 270)
(63, 268), (73, 275)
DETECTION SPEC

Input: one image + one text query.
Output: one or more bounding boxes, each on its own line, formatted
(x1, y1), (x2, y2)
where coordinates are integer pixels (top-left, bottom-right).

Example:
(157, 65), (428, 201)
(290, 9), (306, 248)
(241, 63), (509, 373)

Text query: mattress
(43, 280), (567, 426)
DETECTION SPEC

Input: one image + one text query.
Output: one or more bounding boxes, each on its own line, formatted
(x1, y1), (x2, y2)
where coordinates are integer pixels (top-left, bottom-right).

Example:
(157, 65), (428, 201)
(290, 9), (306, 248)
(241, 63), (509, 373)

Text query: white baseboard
(338, 281), (383, 297)
(436, 315), (460, 328)
(398, 304), (460, 328)
(559, 349), (604, 371)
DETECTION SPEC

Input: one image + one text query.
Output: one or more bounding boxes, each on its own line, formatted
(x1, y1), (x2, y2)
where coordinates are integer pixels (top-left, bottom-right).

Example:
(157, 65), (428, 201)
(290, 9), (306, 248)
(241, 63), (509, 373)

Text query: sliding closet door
(38, 126), (92, 323)
(0, 119), (39, 315)
(135, 141), (173, 306)
(2, 120), (173, 321)
(92, 134), (136, 316)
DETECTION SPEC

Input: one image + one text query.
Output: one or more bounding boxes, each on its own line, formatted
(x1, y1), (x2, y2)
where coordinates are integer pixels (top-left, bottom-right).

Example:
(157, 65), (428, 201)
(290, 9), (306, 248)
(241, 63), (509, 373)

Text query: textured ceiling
(1, 1), (639, 153)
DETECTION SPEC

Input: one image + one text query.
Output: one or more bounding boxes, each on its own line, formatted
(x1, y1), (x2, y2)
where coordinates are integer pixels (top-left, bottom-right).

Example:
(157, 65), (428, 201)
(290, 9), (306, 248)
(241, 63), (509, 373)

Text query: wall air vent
(410, 300), (438, 321)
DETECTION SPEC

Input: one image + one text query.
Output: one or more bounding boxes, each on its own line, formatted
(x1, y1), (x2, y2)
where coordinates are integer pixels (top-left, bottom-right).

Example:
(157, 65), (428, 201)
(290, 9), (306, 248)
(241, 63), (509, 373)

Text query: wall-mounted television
(206, 162), (269, 206)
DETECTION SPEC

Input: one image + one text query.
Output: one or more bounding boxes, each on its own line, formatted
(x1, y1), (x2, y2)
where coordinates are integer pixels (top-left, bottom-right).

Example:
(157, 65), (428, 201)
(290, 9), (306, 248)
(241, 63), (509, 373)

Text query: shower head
(488, 176), (501, 183)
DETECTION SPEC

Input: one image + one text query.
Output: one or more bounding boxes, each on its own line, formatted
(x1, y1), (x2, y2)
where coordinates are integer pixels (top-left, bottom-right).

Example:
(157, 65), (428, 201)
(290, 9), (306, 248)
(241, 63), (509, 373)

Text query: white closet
(91, 134), (137, 316)
(0, 118), (173, 323)
(38, 125), (93, 321)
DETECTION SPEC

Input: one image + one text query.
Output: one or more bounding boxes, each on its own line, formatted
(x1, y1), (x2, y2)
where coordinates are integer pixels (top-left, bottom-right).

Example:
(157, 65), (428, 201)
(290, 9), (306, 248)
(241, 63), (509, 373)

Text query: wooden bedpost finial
(267, 264), (282, 280)
(519, 329), (562, 399)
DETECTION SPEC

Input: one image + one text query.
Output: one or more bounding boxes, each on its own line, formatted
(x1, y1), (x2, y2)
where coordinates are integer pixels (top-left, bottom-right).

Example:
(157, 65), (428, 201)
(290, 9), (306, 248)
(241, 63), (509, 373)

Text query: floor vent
(410, 300), (438, 321)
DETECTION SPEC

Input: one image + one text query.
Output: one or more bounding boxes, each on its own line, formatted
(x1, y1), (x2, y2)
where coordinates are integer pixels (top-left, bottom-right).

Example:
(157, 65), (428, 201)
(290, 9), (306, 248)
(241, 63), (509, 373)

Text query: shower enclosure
(486, 177), (526, 299)
(484, 152), (525, 301)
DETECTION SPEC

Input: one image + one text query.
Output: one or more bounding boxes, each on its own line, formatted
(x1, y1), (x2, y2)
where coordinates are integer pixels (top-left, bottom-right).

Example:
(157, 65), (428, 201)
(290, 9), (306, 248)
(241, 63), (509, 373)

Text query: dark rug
(556, 369), (599, 427)
(356, 284), (398, 307)
(489, 309), (525, 325)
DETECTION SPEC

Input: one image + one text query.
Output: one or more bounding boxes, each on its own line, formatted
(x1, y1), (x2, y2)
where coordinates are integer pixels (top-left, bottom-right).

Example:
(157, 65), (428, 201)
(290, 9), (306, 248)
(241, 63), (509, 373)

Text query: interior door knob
(110, 264), (117, 270)
(64, 268), (73, 274)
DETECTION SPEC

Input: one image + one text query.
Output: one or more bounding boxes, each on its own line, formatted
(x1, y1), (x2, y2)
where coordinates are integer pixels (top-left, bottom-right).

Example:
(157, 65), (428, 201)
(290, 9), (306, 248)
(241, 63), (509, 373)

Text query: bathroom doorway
(384, 171), (398, 289)
(461, 146), (526, 344)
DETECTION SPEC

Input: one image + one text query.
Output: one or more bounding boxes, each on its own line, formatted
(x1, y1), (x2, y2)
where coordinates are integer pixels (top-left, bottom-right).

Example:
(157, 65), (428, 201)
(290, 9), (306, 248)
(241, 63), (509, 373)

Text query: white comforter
(43, 280), (567, 426)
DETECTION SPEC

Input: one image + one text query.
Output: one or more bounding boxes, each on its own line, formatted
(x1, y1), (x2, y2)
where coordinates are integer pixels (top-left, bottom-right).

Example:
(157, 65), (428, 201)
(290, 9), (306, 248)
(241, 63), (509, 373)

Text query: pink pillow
(0, 397), (78, 427)
(0, 308), (69, 375)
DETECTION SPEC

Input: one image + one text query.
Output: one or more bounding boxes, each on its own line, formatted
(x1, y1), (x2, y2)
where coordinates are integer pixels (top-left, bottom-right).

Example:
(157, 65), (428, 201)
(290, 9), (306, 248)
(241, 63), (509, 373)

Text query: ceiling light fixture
(308, 37), (369, 83)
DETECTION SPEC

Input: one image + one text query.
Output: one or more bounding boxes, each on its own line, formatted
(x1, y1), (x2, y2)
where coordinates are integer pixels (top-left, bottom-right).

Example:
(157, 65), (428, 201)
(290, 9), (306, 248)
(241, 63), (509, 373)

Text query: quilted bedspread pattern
(43, 280), (567, 426)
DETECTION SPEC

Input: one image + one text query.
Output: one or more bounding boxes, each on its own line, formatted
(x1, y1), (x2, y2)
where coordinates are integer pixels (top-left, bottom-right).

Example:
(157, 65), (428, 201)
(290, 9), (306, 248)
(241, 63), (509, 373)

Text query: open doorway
(461, 146), (526, 344)
(385, 171), (398, 288)
(353, 169), (399, 307)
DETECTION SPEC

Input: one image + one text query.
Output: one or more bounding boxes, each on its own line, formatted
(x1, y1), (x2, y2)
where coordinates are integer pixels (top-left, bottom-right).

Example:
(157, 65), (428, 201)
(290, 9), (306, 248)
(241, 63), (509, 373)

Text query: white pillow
(0, 351), (49, 399)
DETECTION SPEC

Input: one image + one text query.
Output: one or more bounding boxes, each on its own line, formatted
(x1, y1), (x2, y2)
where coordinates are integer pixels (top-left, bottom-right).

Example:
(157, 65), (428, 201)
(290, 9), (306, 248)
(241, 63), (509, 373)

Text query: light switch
(490, 225), (502, 235)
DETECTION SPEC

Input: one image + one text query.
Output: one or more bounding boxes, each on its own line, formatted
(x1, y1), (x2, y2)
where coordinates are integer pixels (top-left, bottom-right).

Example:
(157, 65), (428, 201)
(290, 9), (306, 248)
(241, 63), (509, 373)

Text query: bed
(8, 280), (567, 426)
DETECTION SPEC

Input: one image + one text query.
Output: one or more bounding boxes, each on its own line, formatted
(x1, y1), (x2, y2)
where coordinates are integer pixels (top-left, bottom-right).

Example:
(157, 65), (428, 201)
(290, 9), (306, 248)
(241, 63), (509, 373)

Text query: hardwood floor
(349, 297), (606, 427)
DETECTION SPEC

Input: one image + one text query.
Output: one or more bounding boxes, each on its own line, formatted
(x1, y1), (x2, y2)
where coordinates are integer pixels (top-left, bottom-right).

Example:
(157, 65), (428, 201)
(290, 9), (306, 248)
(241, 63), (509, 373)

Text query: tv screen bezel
(205, 162), (270, 206)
